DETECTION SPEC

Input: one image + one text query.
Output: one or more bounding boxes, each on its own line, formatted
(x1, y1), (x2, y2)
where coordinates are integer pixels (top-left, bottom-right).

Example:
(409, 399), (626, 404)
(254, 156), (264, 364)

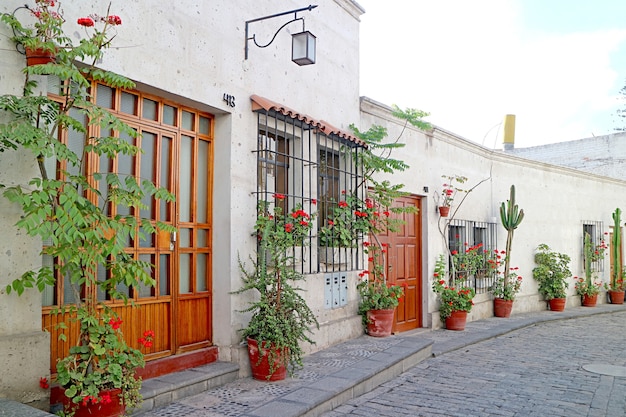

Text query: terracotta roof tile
(250, 95), (366, 147)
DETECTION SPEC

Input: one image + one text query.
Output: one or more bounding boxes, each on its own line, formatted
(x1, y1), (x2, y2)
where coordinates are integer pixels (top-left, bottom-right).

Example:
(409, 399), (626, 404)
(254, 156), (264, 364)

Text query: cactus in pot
(500, 185), (524, 287)
(611, 208), (622, 290)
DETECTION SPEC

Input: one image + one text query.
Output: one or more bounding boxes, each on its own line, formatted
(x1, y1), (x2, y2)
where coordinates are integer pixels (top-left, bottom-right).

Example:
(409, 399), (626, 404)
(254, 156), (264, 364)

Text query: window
(253, 104), (364, 273)
(583, 221), (605, 273)
(448, 219), (498, 293)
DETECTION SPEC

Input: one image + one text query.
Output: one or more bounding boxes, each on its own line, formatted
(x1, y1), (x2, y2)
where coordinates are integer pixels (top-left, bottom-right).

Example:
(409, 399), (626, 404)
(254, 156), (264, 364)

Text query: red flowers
(77, 17), (95, 27)
(108, 317), (122, 330)
(273, 193), (286, 200)
(284, 223), (294, 233)
(338, 201), (348, 208)
(383, 211), (390, 217)
(106, 15), (122, 25)
(138, 329), (155, 348)
(39, 377), (49, 389)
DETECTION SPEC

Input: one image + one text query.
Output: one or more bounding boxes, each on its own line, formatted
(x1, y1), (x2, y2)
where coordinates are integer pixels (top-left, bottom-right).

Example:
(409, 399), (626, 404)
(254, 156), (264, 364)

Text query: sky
(358, 0), (626, 149)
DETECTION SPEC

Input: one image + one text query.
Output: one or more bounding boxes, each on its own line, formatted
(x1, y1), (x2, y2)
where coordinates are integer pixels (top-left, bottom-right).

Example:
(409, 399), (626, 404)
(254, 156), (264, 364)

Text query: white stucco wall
(360, 97), (625, 328)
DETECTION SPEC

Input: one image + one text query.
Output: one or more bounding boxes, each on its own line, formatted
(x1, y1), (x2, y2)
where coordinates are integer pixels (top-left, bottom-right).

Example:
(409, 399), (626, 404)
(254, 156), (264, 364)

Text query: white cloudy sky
(358, 0), (626, 148)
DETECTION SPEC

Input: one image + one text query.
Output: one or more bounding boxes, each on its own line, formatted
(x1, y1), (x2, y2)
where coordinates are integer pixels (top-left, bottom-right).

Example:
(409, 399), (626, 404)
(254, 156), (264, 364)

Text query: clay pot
(445, 310), (467, 331)
(366, 309), (395, 337)
(62, 388), (124, 417)
(548, 298), (566, 311)
(609, 290), (625, 304)
(438, 206), (450, 217)
(582, 293), (598, 307)
(246, 337), (287, 381)
(493, 298), (513, 318)
(25, 46), (55, 66)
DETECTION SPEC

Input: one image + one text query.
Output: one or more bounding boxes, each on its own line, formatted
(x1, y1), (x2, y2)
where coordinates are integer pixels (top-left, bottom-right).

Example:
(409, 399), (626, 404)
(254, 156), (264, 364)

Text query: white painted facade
(1, 0), (626, 408)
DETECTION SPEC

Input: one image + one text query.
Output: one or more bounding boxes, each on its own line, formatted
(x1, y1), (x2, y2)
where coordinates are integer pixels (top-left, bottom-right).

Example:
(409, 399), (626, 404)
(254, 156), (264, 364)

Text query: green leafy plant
(432, 254), (475, 319)
(609, 208), (624, 291)
(1, 2), (174, 412)
(235, 194), (319, 378)
(356, 241), (405, 324)
(500, 185), (524, 292)
(575, 232), (605, 297)
(488, 250), (523, 301)
(532, 244), (571, 300)
(451, 242), (497, 280)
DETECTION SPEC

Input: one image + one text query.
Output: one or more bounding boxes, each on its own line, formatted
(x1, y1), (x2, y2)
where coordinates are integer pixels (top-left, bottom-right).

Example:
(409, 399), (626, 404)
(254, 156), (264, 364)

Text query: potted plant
(236, 195), (319, 381)
(356, 241), (405, 337)
(1, 3), (173, 414)
(489, 251), (523, 317)
(532, 244), (572, 311)
(432, 254), (476, 330)
(439, 174), (469, 217)
(574, 232), (606, 307)
(606, 208), (625, 304)
(1, 0), (70, 65)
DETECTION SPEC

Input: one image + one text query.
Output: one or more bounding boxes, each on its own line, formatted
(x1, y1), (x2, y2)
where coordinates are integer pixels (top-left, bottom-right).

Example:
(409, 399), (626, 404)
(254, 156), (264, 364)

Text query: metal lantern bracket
(245, 4), (318, 64)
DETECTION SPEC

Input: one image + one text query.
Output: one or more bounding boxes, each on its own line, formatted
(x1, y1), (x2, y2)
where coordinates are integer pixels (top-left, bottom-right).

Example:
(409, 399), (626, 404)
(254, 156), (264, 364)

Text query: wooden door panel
(176, 297), (212, 350)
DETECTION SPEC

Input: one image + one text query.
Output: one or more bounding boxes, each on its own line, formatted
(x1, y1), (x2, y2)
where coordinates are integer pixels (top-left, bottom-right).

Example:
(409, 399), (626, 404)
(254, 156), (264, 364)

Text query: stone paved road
(321, 312), (626, 417)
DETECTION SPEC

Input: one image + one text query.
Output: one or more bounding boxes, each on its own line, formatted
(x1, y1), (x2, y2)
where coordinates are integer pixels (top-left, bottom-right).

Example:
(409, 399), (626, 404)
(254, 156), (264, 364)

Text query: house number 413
(223, 93), (235, 108)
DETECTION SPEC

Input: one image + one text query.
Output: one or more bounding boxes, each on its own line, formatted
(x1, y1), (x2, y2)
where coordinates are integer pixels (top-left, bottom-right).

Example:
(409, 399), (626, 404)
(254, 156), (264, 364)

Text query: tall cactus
(612, 208), (621, 289)
(500, 185), (525, 287)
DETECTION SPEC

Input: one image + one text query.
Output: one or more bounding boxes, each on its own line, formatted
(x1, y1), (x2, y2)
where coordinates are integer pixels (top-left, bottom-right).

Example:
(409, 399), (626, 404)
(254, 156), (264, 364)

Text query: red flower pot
(582, 294), (598, 307)
(61, 388), (124, 417)
(445, 310), (467, 331)
(25, 46), (55, 66)
(609, 290), (625, 304)
(548, 298), (566, 311)
(438, 206), (450, 217)
(246, 337), (287, 381)
(493, 298), (513, 318)
(366, 308), (395, 337)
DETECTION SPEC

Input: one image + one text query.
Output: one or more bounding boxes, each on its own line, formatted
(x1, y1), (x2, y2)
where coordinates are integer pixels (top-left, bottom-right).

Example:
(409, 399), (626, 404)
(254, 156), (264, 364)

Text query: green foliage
(432, 255), (475, 319)
(1, 2), (173, 411)
(611, 208), (622, 290)
(532, 244), (571, 300)
(235, 197), (319, 378)
(499, 185), (524, 288)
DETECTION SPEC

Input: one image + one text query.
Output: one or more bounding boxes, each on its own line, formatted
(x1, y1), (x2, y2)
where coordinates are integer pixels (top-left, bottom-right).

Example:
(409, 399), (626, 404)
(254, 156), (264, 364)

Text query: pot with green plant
(606, 208), (625, 304)
(432, 254), (476, 330)
(488, 251), (522, 318)
(575, 232), (606, 307)
(439, 174), (468, 217)
(532, 244), (572, 311)
(1, 4), (173, 414)
(235, 195), (319, 381)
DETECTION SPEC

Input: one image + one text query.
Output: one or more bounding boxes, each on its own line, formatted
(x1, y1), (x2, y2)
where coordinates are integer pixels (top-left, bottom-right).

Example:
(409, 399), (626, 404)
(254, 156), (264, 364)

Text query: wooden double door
(376, 195), (422, 332)
(43, 87), (214, 371)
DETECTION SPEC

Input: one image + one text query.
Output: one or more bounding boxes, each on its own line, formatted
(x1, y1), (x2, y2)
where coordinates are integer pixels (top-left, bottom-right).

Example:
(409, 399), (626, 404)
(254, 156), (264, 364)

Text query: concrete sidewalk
(136, 302), (626, 417)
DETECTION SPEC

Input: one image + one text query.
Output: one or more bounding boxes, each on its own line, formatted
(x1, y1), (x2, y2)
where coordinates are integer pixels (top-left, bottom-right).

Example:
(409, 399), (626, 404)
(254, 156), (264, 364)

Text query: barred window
(448, 219), (498, 294)
(253, 106), (365, 273)
(583, 221), (605, 273)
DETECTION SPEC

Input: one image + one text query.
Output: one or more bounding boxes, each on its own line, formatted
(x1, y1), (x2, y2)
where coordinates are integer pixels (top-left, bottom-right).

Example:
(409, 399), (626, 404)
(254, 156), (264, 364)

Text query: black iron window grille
(448, 219), (498, 294)
(254, 109), (364, 274)
(583, 221), (605, 273)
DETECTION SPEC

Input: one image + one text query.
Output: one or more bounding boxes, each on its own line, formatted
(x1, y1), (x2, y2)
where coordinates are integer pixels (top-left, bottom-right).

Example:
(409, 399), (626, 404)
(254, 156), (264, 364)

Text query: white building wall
(361, 98), (625, 328)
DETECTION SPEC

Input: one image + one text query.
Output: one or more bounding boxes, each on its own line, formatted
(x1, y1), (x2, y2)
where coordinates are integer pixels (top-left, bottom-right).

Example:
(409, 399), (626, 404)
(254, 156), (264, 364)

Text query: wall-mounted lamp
(245, 5), (318, 66)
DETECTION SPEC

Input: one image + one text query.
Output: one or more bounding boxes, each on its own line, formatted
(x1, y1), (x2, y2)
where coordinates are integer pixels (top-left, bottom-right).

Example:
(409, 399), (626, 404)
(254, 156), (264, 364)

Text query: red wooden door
(376, 195), (422, 332)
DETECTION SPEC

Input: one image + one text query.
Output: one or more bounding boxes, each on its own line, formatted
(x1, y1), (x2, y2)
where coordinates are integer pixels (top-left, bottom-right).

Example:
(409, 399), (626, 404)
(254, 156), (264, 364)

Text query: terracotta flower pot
(445, 310), (467, 331)
(582, 293), (598, 307)
(366, 308), (395, 337)
(438, 206), (450, 217)
(246, 337), (287, 381)
(25, 46), (55, 66)
(609, 290), (625, 304)
(493, 298), (513, 318)
(62, 388), (124, 417)
(548, 297), (566, 311)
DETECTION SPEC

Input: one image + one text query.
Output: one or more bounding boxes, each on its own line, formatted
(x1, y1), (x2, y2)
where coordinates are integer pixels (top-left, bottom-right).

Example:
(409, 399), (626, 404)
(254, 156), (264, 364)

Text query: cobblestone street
(322, 311), (626, 417)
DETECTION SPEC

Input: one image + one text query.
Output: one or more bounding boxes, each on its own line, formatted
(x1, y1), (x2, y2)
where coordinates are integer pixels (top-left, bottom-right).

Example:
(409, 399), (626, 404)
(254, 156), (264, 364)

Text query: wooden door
(43, 86), (214, 372)
(376, 195), (422, 332)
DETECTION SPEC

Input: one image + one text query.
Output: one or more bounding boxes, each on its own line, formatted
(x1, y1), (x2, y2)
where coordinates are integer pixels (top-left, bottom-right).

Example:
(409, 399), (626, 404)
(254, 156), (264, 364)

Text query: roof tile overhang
(250, 95), (366, 148)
